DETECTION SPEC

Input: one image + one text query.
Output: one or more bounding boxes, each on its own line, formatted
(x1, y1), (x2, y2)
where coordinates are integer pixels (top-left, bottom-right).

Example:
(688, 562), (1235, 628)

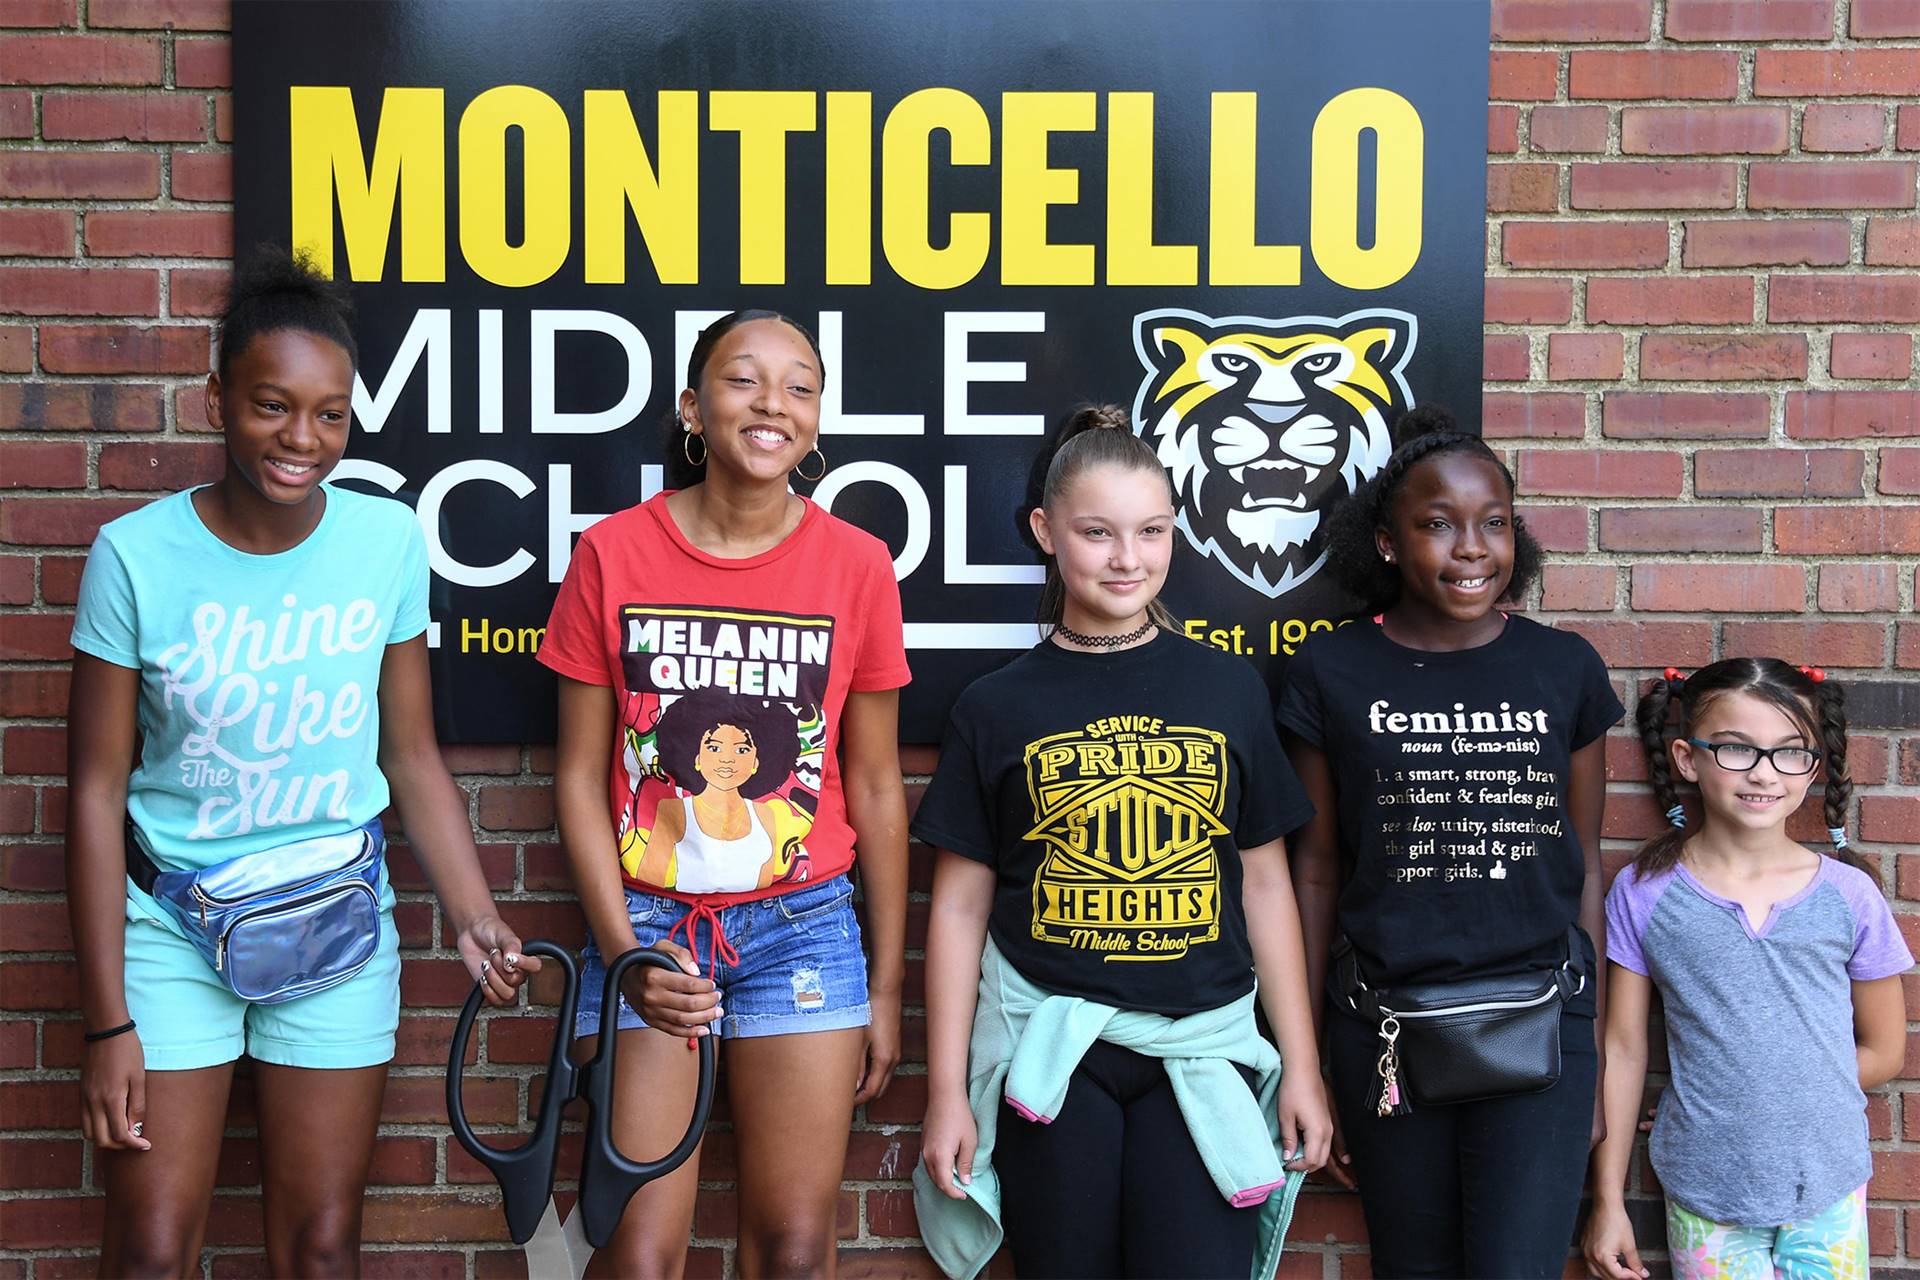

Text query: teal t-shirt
(71, 485), (427, 930)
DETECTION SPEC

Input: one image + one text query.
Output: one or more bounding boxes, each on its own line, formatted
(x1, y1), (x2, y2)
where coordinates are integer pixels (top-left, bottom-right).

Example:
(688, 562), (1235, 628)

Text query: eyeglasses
(1684, 739), (1821, 776)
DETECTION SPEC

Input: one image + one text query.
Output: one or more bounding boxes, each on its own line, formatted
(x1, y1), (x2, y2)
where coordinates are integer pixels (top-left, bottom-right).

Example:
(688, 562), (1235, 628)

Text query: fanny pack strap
(124, 822), (162, 897)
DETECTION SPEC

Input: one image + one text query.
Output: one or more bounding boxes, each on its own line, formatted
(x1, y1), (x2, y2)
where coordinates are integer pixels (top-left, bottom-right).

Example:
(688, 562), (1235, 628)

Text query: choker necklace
(1052, 619), (1155, 650)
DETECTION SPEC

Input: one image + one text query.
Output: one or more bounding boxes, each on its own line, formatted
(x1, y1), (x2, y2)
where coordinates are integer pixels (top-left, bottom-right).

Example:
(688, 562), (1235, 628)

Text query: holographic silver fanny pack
(126, 819), (385, 1005)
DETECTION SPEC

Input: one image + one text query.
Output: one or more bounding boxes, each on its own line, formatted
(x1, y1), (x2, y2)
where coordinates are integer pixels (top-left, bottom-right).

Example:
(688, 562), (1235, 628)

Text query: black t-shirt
(1276, 616), (1623, 1008)
(912, 630), (1314, 1017)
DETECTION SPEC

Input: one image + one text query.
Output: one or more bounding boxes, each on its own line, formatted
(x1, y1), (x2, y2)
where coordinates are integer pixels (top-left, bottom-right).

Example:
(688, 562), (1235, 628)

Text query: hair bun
(1391, 403), (1458, 447)
(1081, 404), (1131, 432)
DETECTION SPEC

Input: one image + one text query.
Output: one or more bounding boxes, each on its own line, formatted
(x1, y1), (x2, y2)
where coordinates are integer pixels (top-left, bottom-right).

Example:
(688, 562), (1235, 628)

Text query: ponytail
(1815, 681), (1860, 869)
(1633, 674), (1689, 879)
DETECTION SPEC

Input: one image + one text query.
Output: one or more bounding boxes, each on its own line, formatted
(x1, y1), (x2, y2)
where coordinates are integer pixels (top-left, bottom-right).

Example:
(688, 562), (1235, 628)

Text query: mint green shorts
(122, 910), (401, 1071)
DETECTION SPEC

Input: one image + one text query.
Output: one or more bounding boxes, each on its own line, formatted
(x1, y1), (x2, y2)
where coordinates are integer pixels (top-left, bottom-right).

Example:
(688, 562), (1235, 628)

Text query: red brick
(1597, 391), (1774, 441)
(0, 90), (30, 138)
(0, 34), (161, 85)
(85, 209), (233, 259)
(89, 0), (230, 28)
(0, 0), (78, 25)
(214, 92), (232, 142)
(174, 37), (230, 88)
(1641, 333), (1808, 382)
(1695, 448), (1865, 497)
(0, 1137), (83, 1190)
(1492, 0), (1651, 40)
(0, 442), (85, 490)
(1802, 104), (1890, 154)
(0, 1197), (103, 1249)
(1773, 506), (1920, 555)
(1482, 391), (1586, 439)
(1883, 448), (1920, 494)
(1586, 276), (1752, 325)
(1895, 105), (1920, 155)
(1514, 503), (1588, 551)
(1831, 333), (1913, 380)
(1484, 334), (1530, 381)
(0, 901), (72, 952)
(1518, 449), (1682, 497)
(1683, 219), (1851, 268)
(359, 1194), (510, 1245)
(98, 441), (223, 491)
(0, 497), (146, 546)
(1631, 563), (1806, 613)
(1854, 0), (1920, 34)
(1819, 563), (1902, 612)
(0, 845), (66, 890)
(1490, 50), (1560, 101)
(169, 266), (230, 317)
(1486, 277), (1574, 324)
(171, 150), (232, 201)
(0, 669), (70, 717)
(1786, 390), (1920, 439)
(1867, 218), (1920, 267)
(41, 90), (207, 141)
(0, 958), (78, 1008)
(38, 324), (208, 375)
(1529, 105), (1609, 153)
(1621, 106), (1788, 156)
(1770, 275), (1920, 324)
(1755, 50), (1920, 98)
(1570, 162), (1734, 210)
(1598, 507), (1762, 552)
(476, 784), (554, 831)
(1546, 332), (1623, 380)
(32, 557), (78, 604)
(1666, 0), (1834, 38)
(1488, 105), (1520, 155)
(0, 327), (28, 374)
(0, 558), (29, 605)
(0, 150), (160, 199)
(1487, 163), (1560, 213)
(0, 210), (75, 261)
(1899, 621), (1920, 670)
(0, 616), (73, 663)
(0, 383), (165, 432)
(1864, 798), (1920, 844)
(1749, 162), (1916, 211)
(1539, 564), (1617, 611)
(1569, 50), (1739, 100)
(0, 266), (159, 318)
(1502, 220), (1668, 269)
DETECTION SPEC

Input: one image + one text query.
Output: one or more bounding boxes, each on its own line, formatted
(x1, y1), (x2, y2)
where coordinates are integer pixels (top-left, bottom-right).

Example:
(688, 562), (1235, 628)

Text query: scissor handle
(446, 939), (581, 1246)
(575, 946), (719, 1251)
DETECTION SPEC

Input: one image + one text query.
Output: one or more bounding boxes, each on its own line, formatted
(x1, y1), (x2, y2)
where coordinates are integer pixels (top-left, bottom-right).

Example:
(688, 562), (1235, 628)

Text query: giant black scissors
(447, 941), (717, 1248)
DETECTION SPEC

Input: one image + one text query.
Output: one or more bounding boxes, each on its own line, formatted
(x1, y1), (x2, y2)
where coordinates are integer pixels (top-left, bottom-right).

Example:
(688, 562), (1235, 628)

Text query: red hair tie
(1662, 667), (1687, 687)
(1799, 665), (1826, 683)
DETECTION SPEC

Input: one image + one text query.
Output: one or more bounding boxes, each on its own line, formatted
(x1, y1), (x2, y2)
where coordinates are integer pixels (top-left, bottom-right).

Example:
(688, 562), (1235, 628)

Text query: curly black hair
(217, 244), (357, 379)
(1322, 403), (1543, 615)
(662, 309), (827, 490)
(653, 689), (801, 801)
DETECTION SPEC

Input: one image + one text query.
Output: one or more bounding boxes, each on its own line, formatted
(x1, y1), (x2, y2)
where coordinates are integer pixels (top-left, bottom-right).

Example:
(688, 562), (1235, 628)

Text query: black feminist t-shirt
(912, 630), (1314, 1016)
(1276, 617), (1622, 1009)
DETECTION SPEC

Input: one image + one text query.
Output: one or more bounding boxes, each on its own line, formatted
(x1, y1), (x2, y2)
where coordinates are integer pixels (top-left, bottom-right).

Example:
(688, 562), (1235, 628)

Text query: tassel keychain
(1369, 1014), (1413, 1117)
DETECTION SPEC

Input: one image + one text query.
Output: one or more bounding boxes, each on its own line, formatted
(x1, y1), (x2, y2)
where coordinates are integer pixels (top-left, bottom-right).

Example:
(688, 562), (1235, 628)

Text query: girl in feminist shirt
(1585, 660), (1908, 1280)
(914, 406), (1332, 1280)
(66, 248), (535, 1275)
(1278, 404), (1621, 1278)
(540, 309), (910, 1277)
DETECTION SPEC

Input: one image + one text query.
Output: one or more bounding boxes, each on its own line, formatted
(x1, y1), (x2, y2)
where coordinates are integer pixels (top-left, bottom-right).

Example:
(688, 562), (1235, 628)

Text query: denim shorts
(574, 875), (871, 1041)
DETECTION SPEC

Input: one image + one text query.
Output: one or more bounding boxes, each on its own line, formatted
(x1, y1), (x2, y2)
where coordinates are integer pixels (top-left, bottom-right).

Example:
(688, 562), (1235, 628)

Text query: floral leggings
(1667, 1186), (1867, 1280)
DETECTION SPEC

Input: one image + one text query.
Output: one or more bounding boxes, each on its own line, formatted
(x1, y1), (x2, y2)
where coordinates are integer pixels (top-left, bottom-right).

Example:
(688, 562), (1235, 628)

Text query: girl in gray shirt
(1585, 659), (1910, 1280)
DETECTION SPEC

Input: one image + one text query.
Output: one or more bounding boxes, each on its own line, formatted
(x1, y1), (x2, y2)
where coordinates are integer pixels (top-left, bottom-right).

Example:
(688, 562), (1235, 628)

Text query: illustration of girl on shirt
(628, 689), (812, 893)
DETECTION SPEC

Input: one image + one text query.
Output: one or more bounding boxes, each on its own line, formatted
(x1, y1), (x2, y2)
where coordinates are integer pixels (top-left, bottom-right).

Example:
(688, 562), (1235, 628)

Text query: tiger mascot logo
(1131, 308), (1416, 598)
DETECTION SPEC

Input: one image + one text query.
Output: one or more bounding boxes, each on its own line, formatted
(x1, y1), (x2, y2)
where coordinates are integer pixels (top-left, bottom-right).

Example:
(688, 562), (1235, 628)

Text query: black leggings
(995, 1039), (1260, 1279)
(1327, 1006), (1598, 1280)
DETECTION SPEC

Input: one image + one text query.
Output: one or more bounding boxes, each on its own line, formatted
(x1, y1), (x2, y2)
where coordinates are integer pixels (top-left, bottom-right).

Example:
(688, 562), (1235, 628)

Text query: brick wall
(1, 0), (1916, 1275)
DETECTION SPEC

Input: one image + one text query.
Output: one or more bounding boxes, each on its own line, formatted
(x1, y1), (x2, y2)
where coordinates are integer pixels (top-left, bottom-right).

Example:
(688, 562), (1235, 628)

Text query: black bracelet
(83, 1020), (136, 1044)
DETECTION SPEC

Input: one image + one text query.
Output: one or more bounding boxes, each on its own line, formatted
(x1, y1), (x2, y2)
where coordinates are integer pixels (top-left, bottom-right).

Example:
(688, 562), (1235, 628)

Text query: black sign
(234, 0), (1489, 742)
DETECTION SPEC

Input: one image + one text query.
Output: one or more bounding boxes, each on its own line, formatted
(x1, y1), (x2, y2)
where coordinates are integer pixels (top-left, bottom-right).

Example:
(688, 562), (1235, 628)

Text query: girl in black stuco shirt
(1278, 405), (1622, 1279)
(913, 407), (1332, 1280)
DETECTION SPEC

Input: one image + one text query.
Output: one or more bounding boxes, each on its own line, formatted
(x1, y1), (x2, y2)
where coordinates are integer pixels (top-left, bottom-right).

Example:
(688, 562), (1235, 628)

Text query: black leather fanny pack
(1333, 930), (1585, 1118)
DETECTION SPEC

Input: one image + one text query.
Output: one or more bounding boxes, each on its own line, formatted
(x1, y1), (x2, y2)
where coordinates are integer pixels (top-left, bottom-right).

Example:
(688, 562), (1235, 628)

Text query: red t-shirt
(539, 493), (911, 906)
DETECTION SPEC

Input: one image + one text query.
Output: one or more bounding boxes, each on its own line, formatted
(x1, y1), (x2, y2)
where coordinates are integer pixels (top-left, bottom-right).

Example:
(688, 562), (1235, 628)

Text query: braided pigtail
(1633, 672), (1690, 879)
(1815, 681), (1861, 870)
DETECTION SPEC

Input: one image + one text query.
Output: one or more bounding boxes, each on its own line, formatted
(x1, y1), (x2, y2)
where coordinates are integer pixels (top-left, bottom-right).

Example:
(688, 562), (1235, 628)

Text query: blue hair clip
(1829, 826), (1850, 852)
(1666, 804), (1687, 829)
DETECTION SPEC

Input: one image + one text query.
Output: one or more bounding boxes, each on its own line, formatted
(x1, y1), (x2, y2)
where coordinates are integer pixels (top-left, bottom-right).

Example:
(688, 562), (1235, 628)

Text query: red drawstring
(667, 901), (737, 1048)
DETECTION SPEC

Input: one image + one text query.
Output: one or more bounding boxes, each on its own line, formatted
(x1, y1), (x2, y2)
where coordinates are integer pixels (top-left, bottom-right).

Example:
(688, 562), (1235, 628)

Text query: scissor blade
(522, 1199), (585, 1280)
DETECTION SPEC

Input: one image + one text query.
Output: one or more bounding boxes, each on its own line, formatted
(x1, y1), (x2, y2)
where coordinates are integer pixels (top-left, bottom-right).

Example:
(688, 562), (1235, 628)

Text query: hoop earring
(793, 445), (827, 483)
(682, 431), (707, 468)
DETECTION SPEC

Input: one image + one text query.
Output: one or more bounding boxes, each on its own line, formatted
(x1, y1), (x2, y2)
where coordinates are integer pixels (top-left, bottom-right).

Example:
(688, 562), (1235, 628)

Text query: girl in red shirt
(540, 310), (910, 1277)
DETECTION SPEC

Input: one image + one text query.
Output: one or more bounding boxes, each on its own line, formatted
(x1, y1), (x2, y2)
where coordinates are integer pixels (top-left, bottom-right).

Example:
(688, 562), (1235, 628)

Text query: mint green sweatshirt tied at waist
(911, 937), (1305, 1280)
